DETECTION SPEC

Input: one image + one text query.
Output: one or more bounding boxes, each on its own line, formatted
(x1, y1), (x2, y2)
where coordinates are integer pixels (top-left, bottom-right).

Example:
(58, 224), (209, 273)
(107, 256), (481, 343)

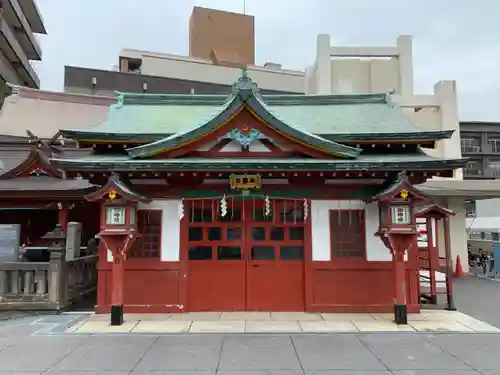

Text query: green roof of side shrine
(52, 70), (467, 173)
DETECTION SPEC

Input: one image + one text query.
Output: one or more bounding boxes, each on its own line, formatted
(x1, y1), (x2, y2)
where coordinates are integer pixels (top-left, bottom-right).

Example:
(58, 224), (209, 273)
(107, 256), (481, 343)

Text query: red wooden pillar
(58, 202), (69, 232)
(394, 248), (406, 307)
(111, 253), (125, 311)
(100, 235), (135, 325)
(426, 217), (437, 304)
(388, 234), (415, 325)
(443, 216), (456, 310)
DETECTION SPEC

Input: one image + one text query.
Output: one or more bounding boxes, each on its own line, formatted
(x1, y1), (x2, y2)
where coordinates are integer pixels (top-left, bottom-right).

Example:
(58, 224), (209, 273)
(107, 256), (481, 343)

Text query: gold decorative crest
(108, 190), (117, 200)
(400, 189), (409, 200)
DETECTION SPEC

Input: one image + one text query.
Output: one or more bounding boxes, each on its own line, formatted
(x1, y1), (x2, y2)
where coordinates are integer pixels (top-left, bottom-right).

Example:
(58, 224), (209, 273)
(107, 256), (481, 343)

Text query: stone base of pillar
(110, 305), (124, 326)
(445, 294), (457, 311)
(393, 304), (408, 325)
(430, 295), (438, 305)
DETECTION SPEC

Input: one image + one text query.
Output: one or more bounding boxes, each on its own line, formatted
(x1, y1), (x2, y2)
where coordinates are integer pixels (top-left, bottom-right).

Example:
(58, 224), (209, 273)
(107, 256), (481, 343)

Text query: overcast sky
(36, 0), (499, 121)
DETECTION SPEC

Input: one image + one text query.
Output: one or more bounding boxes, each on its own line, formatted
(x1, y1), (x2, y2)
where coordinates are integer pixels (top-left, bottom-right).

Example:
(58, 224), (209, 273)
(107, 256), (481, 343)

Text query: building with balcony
(460, 121), (500, 180)
(459, 121), (500, 219)
(0, 0), (45, 104)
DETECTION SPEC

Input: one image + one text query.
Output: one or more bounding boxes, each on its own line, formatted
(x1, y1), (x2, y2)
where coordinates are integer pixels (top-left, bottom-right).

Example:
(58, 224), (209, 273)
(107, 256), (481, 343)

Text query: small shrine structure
(42, 70), (465, 323)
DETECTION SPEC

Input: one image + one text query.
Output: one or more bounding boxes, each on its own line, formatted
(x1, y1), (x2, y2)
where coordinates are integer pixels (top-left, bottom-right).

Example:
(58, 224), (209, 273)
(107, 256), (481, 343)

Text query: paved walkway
(66, 310), (500, 334)
(0, 311), (45, 321)
(0, 275), (499, 374)
(1, 329), (500, 374)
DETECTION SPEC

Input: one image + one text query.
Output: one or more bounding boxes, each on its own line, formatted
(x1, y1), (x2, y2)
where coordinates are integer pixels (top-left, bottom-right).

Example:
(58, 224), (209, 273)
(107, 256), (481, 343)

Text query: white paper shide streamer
(178, 198), (184, 219)
(220, 195), (228, 217)
(264, 195), (271, 216)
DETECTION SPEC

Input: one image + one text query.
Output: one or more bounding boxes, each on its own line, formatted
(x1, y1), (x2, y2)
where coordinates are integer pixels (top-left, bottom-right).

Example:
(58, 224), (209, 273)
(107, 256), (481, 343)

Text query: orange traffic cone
(454, 255), (464, 278)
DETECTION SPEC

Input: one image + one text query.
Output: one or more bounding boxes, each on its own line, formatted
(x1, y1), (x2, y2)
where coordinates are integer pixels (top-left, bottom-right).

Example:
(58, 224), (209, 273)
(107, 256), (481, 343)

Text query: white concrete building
(305, 34), (468, 271)
(118, 47), (305, 94)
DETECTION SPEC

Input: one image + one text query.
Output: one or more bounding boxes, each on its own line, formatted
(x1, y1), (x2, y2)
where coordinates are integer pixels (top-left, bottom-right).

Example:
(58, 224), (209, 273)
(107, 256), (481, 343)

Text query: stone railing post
(0, 270), (6, 302)
(42, 225), (68, 310)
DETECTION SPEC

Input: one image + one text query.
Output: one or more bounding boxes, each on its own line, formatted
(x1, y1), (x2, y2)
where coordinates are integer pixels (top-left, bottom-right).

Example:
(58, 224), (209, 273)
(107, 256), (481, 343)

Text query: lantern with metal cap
(378, 187), (417, 235)
(85, 174), (151, 326)
(102, 189), (138, 234)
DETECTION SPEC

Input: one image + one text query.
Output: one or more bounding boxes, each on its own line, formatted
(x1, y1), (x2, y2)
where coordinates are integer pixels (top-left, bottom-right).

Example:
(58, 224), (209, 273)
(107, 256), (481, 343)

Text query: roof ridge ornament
(116, 94), (125, 109)
(385, 91), (396, 108)
(232, 67), (260, 95)
(396, 170), (408, 182)
(26, 130), (58, 157)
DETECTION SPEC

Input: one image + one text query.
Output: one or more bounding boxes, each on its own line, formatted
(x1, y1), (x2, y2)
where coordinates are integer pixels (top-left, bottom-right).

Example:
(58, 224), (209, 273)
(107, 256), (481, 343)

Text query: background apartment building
(460, 121), (500, 180)
(0, 0), (45, 104)
(459, 121), (500, 218)
(64, 7), (304, 96)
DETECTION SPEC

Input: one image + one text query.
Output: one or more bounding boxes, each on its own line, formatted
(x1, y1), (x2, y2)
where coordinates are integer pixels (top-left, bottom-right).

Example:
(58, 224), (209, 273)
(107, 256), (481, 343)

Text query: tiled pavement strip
(0, 309), (498, 336)
(65, 310), (500, 334)
(2, 315), (500, 374)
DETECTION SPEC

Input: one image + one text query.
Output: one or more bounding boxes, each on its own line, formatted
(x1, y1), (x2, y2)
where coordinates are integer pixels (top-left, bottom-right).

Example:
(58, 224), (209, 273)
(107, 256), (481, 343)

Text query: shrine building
(44, 71), (466, 316)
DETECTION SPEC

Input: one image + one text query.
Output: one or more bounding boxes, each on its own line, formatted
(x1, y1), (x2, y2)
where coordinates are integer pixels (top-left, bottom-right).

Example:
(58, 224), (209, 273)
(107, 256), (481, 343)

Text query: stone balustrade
(0, 254), (97, 310)
(0, 225), (98, 311)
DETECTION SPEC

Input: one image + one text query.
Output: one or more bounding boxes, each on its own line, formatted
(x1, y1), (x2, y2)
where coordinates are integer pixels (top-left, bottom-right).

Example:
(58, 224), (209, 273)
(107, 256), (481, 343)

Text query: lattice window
(460, 138), (481, 153)
(129, 210), (162, 258)
(329, 210), (365, 259)
(488, 138), (500, 153)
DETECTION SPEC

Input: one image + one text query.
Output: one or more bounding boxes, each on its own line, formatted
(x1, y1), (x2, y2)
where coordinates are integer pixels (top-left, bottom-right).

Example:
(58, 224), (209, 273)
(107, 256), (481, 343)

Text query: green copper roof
(50, 152), (468, 172)
(126, 74), (360, 159)
(59, 71), (454, 144)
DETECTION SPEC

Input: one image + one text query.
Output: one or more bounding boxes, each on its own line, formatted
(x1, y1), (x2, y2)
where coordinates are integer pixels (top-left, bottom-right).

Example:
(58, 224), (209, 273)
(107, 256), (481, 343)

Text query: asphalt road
(454, 276), (500, 328)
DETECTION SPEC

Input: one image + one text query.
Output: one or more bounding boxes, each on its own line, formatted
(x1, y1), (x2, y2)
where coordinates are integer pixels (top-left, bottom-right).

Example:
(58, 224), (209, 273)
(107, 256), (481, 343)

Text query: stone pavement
(0, 310), (53, 322)
(0, 276), (498, 374)
(1, 328), (500, 374)
(66, 310), (500, 334)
